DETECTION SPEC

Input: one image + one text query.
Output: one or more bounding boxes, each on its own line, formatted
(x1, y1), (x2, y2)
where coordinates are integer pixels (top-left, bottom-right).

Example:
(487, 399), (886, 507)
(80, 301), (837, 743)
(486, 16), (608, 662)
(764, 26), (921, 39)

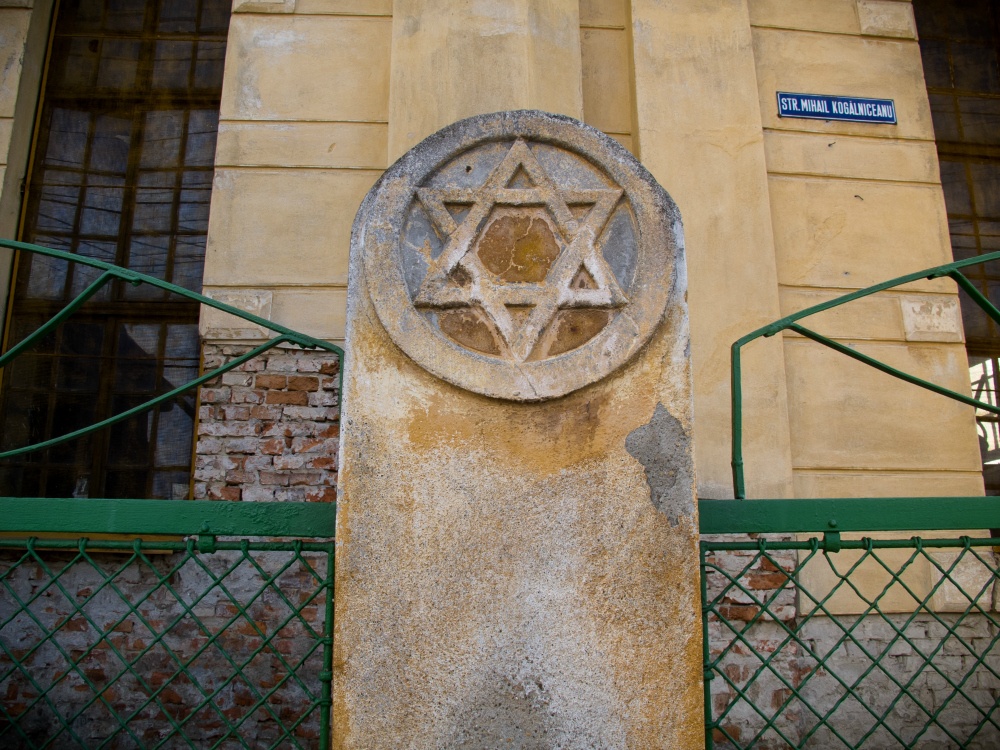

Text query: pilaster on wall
(202, 0), (392, 345)
(579, 0), (636, 154)
(387, 0), (584, 161)
(0, 0), (54, 333)
(630, 0), (795, 500)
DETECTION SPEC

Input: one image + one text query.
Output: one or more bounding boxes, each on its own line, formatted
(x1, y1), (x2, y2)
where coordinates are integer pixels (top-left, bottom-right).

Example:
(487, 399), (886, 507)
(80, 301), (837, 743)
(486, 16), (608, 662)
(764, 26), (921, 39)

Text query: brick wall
(705, 541), (1000, 749)
(194, 344), (340, 504)
(0, 546), (329, 748)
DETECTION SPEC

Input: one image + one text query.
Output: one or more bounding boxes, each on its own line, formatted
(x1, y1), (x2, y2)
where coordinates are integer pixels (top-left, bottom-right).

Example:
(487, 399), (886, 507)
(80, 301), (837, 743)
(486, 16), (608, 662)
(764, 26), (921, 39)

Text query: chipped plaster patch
(900, 295), (963, 343)
(626, 403), (694, 526)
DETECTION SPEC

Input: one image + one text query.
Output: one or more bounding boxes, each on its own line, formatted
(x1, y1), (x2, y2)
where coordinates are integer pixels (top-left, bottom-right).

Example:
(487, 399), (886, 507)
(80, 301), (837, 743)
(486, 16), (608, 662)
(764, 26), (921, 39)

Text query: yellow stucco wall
(195, 0), (982, 501)
(749, 0), (982, 497)
(0, 0), (981, 501)
(0, 0), (52, 326)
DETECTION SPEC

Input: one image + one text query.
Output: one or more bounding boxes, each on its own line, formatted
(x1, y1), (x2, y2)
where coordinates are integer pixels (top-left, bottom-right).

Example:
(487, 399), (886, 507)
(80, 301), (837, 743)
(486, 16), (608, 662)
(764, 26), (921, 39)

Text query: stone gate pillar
(334, 110), (703, 748)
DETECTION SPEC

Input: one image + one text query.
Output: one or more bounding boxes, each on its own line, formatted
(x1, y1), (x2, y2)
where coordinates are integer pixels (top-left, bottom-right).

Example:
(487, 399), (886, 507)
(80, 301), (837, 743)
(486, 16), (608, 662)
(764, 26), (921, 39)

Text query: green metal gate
(0, 500), (335, 749)
(0, 240), (340, 748)
(700, 499), (1000, 749)
(704, 253), (1000, 748)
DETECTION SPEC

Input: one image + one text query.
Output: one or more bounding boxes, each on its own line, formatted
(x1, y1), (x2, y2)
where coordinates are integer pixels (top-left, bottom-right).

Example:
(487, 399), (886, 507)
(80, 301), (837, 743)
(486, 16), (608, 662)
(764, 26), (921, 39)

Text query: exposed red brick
(273, 455), (306, 470)
(199, 388), (230, 404)
(194, 345), (340, 517)
(305, 487), (337, 503)
(249, 405), (282, 420)
(259, 438), (288, 455)
(265, 391), (308, 406)
(289, 471), (322, 486)
(222, 405), (252, 421)
(771, 687), (793, 710)
(718, 604), (760, 621)
(718, 725), (741, 743)
(291, 437), (323, 453)
(259, 471), (290, 486)
(160, 687), (184, 705)
(231, 389), (264, 404)
(287, 376), (319, 391)
(305, 456), (337, 470)
(745, 571), (790, 590)
(254, 374), (287, 389)
(207, 485), (241, 501)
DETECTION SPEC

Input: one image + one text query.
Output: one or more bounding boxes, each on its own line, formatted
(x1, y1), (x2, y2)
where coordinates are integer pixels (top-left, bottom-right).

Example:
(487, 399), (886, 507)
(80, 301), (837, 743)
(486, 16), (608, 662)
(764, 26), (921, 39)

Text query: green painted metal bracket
(730, 251), (1000, 499)
(698, 497), (1000, 534)
(0, 498), (336, 537)
(0, 239), (345, 460)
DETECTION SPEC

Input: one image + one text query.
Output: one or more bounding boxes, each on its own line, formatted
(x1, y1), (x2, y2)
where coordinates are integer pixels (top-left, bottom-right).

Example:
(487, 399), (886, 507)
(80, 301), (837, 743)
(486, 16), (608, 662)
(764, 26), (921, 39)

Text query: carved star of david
(413, 139), (627, 362)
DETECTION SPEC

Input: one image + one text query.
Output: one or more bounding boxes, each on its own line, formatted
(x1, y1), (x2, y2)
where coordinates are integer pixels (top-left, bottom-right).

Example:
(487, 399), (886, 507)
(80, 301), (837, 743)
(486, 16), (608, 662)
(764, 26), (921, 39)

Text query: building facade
(0, 0), (988, 503)
(0, 0), (998, 746)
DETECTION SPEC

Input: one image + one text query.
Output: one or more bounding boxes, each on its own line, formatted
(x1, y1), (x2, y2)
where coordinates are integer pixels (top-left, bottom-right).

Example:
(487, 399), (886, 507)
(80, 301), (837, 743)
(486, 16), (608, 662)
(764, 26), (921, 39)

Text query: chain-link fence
(0, 535), (334, 750)
(702, 533), (1000, 749)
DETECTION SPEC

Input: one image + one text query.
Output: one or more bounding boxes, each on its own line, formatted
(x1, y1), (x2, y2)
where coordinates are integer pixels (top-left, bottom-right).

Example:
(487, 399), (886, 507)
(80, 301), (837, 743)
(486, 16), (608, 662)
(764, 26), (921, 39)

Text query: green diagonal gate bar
(730, 251), (1000, 499)
(0, 238), (344, 459)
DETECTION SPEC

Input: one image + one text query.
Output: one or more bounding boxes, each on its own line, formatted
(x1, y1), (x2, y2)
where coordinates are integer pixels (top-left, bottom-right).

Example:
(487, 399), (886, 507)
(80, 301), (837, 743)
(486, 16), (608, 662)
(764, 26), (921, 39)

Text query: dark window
(915, 0), (1000, 494)
(0, 0), (229, 499)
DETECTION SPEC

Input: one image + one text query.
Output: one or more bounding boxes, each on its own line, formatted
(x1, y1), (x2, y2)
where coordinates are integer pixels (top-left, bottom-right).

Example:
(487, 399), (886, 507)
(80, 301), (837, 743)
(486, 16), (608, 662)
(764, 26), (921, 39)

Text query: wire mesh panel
(0, 537), (334, 749)
(702, 535), (1000, 749)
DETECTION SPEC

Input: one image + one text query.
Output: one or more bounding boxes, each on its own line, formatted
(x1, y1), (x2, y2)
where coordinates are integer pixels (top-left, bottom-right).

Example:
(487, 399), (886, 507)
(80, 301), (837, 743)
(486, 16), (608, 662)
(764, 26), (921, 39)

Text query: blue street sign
(776, 92), (897, 124)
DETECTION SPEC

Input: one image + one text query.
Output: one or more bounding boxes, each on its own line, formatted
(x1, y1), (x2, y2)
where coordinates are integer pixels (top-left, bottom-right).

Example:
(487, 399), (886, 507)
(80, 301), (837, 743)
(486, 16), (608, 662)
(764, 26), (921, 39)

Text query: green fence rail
(700, 498), (1000, 750)
(0, 499), (335, 750)
(0, 239), (344, 460)
(729, 251), (1000, 499)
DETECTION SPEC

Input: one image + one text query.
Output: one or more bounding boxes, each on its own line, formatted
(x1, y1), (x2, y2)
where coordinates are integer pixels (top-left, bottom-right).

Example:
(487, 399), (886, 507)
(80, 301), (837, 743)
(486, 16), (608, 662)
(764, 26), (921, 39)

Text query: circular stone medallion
(359, 111), (683, 401)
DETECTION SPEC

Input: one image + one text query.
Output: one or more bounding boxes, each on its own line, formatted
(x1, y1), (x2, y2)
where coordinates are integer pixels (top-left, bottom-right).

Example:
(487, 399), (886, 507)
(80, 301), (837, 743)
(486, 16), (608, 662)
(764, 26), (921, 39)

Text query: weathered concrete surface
(335, 111), (702, 748)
